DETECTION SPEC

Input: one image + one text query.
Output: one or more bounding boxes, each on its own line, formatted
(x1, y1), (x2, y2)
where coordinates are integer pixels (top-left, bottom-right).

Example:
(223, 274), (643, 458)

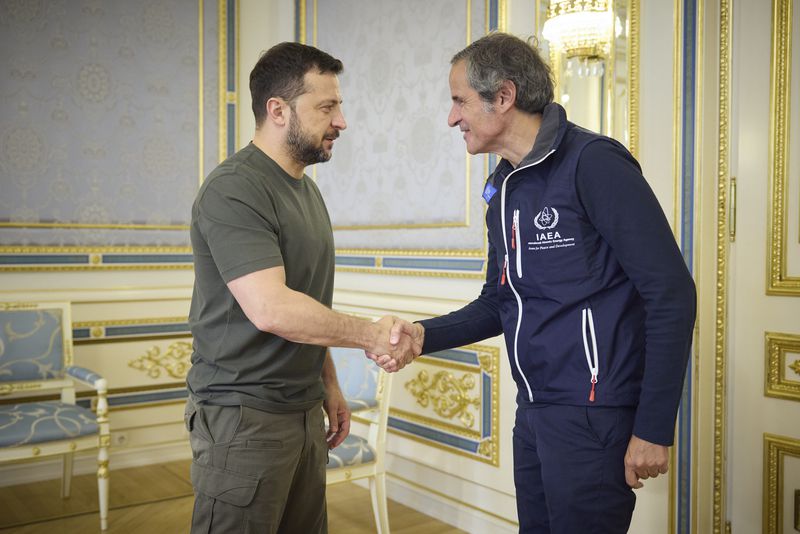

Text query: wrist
(414, 322), (426, 353)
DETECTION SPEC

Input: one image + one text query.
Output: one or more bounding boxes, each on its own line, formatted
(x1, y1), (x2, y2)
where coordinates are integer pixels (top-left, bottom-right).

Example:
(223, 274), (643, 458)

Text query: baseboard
(384, 476), (517, 534)
(0, 441), (192, 487)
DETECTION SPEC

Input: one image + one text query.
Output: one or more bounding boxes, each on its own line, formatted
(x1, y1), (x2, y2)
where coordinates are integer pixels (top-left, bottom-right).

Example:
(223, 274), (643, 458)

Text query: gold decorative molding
(628, 0), (640, 159)
(218, 0), (227, 163)
(0, 302), (39, 310)
(498, 0), (507, 32)
(198, 0), (204, 185)
(73, 316), (188, 329)
(0, 222), (189, 231)
(336, 247), (483, 257)
(768, 0), (800, 295)
(0, 264), (193, 273)
(714, 0), (732, 532)
(128, 341), (193, 380)
(405, 370), (481, 428)
(97, 459), (110, 479)
(765, 331), (800, 401)
(0, 382), (45, 397)
(336, 267), (485, 280)
(764, 433), (800, 534)
(476, 438), (494, 459)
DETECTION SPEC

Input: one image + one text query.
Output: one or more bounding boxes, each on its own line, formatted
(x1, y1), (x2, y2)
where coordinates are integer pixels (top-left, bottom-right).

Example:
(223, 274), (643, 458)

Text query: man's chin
(316, 150), (332, 163)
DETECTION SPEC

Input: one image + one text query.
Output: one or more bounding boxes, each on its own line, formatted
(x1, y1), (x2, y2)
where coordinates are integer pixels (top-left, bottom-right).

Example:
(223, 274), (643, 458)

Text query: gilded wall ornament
(128, 341), (192, 380)
(405, 370), (481, 429)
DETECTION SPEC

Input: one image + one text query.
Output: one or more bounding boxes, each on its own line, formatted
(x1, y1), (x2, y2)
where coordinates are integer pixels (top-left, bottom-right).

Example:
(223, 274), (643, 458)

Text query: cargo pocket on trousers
(190, 460), (259, 507)
(184, 403), (196, 433)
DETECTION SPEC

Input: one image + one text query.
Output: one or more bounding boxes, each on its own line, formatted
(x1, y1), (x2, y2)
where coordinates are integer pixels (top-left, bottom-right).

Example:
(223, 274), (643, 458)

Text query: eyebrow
(318, 98), (342, 106)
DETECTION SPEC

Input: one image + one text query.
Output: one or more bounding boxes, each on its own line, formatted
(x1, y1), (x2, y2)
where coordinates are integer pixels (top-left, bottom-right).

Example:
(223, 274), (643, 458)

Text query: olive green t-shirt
(187, 143), (334, 412)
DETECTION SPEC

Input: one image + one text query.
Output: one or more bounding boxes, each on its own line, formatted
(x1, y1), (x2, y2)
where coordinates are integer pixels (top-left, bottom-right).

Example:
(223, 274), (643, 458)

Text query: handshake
(364, 316), (425, 373)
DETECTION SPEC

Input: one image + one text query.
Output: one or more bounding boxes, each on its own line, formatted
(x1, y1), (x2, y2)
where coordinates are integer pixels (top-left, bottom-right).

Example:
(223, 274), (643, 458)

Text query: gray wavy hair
(451, 32), (554, 114)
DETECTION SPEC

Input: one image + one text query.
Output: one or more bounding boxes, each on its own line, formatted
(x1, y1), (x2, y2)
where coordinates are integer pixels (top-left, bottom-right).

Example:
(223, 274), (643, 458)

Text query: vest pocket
(581, 306), (600, 402)
(513, 208), (523, 278)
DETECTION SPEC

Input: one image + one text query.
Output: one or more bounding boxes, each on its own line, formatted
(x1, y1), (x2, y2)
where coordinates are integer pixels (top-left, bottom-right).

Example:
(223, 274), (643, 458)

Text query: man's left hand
(624, 434), (669, 489)
(323, 384), (351, 449)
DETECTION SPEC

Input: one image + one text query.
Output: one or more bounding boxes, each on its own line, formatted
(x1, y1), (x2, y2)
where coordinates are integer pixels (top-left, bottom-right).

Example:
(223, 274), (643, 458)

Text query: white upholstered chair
(0, 302), (110, 530)
(326, 347), (393, 534)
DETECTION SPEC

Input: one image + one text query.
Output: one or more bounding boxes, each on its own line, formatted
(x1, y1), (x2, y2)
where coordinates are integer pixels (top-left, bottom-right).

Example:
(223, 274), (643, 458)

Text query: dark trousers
(185, 398), (328, 534)
(513, 404), (636, 534)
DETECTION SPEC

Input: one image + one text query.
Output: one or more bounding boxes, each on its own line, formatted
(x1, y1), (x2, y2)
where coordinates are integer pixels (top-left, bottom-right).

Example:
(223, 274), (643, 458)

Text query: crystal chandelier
(542, 0), (614, 58)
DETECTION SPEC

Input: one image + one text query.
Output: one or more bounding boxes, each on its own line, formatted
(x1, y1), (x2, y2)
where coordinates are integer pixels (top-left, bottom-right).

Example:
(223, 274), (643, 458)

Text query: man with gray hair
(384, 32), (696, 533)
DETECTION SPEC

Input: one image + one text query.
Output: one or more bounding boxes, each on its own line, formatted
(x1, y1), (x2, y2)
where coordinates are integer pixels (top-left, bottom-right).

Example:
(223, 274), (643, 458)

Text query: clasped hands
(365, 316), (425, 373)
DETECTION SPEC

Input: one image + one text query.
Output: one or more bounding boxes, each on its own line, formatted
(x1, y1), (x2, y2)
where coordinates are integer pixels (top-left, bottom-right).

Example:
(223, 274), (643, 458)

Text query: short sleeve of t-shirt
(196, 176), (284, 283)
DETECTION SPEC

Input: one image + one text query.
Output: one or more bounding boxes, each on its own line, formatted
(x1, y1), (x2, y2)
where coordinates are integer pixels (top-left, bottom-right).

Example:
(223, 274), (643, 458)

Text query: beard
(285, 114), (338, 166)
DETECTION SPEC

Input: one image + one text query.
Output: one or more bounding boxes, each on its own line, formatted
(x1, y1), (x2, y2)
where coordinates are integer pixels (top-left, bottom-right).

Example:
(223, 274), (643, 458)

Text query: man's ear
(266, 97), (289, 126)
(495, 79), (517, 112)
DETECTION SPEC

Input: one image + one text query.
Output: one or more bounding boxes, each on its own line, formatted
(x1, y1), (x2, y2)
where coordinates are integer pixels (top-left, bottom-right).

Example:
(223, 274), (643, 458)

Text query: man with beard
(185, 42), (419, 533)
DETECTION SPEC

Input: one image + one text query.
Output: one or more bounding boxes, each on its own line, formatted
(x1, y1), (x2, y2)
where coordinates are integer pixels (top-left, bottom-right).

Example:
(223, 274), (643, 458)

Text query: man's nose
(447, 106), (460, 128)
(332, 110), (347, 131)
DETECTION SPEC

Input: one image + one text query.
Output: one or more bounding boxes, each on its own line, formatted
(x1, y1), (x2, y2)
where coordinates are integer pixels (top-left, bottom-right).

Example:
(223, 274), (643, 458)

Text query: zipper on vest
(501, 255), (507, 285)
(513, 209), (522, 278)
(581, 307), (600, 402)
(499, 149), (556, 403)
(511, 218), (516, 249)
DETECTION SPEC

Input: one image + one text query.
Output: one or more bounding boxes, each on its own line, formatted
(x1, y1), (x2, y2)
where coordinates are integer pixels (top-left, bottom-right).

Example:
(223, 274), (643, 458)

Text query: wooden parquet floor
(0, 460), (465, 533)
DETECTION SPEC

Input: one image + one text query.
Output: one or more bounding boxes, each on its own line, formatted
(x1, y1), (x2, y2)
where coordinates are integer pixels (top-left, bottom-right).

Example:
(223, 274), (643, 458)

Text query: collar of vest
(488, 102), (568, 187)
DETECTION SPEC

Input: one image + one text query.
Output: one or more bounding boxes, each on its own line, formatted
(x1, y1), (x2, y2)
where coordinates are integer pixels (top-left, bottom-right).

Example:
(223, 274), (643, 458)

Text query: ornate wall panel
(72, 315), (190, 410)
(299, 0), (500, 278)
(765, 331), (800, 402)
(768, 0), (800, 294)
(0, 0), (236, 270)
(388, 345), (500, 466)
(764, 434), (800, 534)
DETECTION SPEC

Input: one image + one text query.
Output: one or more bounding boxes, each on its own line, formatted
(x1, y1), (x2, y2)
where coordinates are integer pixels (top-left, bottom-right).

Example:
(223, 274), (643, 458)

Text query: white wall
(237, 0), (295, 149)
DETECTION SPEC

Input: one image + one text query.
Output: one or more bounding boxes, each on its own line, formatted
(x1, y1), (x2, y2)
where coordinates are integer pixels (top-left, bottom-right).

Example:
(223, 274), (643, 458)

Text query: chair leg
(369, 473), (390, 534)
(97, 444), (110, 530)
(61, 452), (74, 498)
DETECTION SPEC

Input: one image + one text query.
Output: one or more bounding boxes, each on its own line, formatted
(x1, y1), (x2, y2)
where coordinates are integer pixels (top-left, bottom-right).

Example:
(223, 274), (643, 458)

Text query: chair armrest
(66, 366), (107, 391)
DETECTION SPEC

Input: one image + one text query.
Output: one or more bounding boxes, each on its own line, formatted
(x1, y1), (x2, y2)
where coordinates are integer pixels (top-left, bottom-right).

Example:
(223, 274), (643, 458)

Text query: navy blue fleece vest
(486, 121), (646, 407)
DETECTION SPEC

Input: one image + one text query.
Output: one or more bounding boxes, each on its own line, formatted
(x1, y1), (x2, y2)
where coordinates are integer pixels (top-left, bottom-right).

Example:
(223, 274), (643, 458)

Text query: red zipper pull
(589, 375), (597, 402)
(501, 258), (507, 285)
(511, 220), (516, 250)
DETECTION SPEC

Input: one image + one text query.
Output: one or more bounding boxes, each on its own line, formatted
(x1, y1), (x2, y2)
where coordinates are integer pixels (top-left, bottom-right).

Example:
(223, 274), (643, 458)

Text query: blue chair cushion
(326, 434), (376, 468)
(0, 401), (98, 447)
(329, 347), (379, 411)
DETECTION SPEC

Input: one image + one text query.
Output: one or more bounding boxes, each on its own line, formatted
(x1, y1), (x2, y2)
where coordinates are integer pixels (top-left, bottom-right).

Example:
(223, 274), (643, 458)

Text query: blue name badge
(482, 181), (497, 204)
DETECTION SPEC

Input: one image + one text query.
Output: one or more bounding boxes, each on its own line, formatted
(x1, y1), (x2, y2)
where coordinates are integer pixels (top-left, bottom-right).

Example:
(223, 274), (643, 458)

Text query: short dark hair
(451, 32), (553, 115)
(250, 42), (343, 127)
